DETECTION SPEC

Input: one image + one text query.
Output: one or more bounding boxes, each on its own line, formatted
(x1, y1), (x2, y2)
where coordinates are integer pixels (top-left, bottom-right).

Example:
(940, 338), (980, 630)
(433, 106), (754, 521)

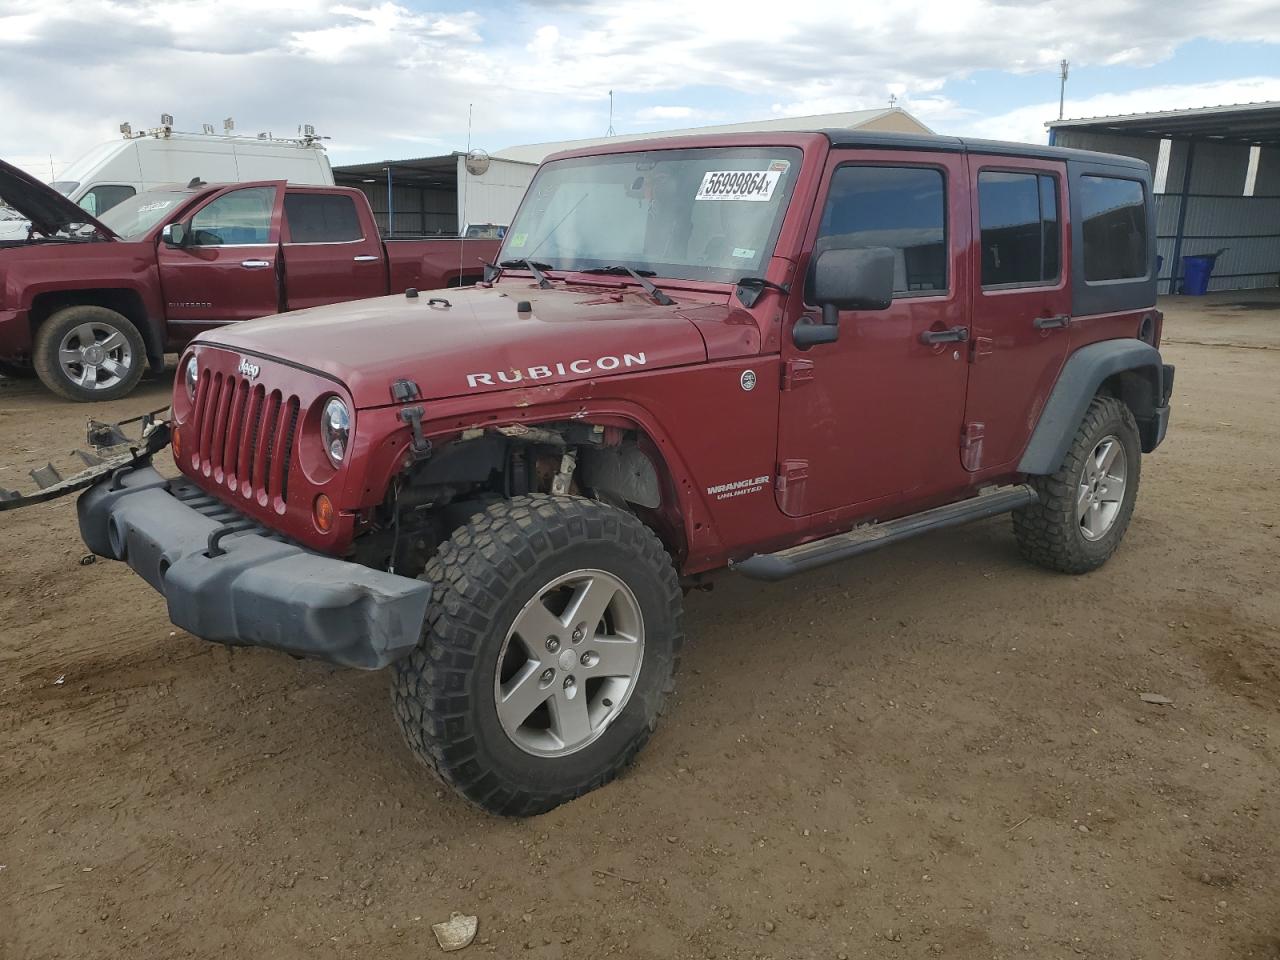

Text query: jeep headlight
(321, 397), (351, 466)
(184, 356), (199, 401)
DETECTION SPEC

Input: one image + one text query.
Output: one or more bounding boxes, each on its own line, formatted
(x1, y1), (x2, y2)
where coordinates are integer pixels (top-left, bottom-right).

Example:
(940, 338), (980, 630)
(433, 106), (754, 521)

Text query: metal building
(1049, 102), (1280, 293)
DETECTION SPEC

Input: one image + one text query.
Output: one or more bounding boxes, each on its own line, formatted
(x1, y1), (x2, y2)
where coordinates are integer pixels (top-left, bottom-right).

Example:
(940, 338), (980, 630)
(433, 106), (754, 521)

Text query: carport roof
(332, 153), (462, 187)
(1048, 100), (1280, 146)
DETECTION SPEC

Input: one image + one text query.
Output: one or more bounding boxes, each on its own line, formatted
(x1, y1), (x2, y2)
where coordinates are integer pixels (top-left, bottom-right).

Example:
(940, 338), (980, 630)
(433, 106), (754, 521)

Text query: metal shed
(1049, 102), (1280, 293)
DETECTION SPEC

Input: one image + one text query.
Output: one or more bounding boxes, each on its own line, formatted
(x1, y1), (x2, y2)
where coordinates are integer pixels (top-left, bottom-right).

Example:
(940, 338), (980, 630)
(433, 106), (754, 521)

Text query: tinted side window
(78, 184), (136, 218)
(189, 187), (276, 246)
(816, 166), (947, 295)
(978, 172), (1060, 286)
(1080, 176), (1147, 281)
(284, 193), (363, 243)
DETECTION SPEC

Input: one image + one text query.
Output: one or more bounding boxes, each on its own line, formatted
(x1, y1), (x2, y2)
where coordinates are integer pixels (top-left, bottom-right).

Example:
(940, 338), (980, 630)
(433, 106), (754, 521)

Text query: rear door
(962, 156), (1071, 471)
(775, 150), (973, 518)
(281, 190), (386, 310)
(156, 183), (284, 336)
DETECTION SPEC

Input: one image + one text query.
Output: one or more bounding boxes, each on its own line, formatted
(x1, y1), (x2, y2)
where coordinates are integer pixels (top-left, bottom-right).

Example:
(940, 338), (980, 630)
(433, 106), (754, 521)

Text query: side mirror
(811, 246), (895, 323)
(162, 222), (188, 248)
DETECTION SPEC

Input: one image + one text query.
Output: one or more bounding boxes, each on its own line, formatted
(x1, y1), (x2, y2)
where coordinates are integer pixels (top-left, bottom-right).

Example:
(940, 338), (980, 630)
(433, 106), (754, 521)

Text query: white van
(0, 128), (333, 238)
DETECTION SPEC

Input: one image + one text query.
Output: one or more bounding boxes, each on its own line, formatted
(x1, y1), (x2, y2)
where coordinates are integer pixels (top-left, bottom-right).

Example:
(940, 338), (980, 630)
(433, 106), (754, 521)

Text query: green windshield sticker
(510, 232), (528, 248)
(732, 247), (756, 259)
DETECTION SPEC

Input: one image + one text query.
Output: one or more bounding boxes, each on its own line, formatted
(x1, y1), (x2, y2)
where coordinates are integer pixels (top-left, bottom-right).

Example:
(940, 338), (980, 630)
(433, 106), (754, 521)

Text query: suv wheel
(33, 305), (147, 402)
(1013, 395), (1141, 574)
(391, 494), (684, 816)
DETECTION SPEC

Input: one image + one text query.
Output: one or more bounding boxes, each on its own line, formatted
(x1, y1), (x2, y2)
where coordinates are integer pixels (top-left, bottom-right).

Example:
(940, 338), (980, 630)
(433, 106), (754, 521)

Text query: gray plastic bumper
(77, 466), (431, 670)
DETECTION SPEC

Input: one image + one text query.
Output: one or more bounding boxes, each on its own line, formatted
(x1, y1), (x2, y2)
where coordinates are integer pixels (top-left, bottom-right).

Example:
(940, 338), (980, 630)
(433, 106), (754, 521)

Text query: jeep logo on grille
(237, 358), (260, 380)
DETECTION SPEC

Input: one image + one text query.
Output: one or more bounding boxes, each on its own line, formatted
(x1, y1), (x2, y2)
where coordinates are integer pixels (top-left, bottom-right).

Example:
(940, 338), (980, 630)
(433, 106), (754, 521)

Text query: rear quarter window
(1079, 176), (1147, 282)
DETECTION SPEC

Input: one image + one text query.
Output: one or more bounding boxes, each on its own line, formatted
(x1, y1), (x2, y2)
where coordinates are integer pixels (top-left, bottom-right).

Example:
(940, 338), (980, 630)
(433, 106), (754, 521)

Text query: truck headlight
(184, 356), (199, 401)
(321, 397), (350, 466)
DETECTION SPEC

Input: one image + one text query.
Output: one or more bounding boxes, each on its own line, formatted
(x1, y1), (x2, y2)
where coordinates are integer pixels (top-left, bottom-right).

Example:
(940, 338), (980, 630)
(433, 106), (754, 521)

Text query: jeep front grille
(190, 369), (300, 512)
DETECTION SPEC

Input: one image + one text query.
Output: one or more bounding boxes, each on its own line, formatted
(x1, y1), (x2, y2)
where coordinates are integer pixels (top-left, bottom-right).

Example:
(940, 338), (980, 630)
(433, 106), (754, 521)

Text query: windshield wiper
(579, 266), (675, 306)
(499, 258), (554, 289)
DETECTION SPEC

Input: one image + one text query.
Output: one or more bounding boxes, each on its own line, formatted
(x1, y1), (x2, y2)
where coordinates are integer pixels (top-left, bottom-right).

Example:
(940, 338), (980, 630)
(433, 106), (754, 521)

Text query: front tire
(1013, 395), (1141, 574)
(391, 494), (684, 816)
(33, 305), (147, 402)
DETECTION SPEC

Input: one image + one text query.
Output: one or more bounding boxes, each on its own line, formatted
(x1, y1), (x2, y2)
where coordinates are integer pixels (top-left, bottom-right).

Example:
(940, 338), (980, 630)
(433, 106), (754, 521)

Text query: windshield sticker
(509, 232), (528, 248)
(137, 200), (174, 213)
(695, 170), (782, 202)
(769, 159), (791, 172)
(731, 247), (756, 259)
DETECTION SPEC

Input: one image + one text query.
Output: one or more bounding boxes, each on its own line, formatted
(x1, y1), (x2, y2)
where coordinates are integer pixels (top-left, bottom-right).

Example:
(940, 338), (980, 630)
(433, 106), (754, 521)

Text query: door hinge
(776, 458), (809, 514)
(961, 422), (985, 471)
(781, 358), (815, 391)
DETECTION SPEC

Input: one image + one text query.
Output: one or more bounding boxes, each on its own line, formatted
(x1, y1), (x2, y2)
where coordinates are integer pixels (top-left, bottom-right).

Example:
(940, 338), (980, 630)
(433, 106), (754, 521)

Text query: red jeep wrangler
(74, 130), (1173, 814)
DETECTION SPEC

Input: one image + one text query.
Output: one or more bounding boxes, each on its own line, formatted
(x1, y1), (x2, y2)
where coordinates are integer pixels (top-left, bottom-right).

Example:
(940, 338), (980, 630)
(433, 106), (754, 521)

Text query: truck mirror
(793, 318), (841, 349)
(811, 246), (895, 324)
(162, 222), (188, 248)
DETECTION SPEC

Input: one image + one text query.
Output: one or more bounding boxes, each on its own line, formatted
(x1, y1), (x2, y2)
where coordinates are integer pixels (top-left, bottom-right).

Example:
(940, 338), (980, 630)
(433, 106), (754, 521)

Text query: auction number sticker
(695, 169), (782, 202)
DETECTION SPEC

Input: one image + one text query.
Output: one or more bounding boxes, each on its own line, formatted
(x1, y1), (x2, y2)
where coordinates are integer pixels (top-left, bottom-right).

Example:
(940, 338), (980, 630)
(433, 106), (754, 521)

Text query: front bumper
(78, 465), (431, 669)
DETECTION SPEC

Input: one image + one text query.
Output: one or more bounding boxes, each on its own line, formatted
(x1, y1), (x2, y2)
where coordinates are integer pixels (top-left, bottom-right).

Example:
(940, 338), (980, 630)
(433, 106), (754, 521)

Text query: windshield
(97, 189), (187, 240)
(499, 146), (802, 283)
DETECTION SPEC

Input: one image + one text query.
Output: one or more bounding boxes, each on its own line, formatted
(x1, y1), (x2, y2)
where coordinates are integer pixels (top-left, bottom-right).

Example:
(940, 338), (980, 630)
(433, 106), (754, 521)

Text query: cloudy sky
(2, 0), (1279, 178)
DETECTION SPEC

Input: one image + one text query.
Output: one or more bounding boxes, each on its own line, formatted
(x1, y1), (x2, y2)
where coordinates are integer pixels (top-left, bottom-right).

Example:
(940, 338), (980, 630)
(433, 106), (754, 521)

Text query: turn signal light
(313, 493), (335, 532)
(170, 424), (182, 459)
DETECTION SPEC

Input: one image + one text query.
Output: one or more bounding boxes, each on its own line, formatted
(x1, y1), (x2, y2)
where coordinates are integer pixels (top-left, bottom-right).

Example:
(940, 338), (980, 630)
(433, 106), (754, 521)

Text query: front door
(776, 151), (973, 518)
(157, 183), (284, 340)
(962, 157), (1072, 472)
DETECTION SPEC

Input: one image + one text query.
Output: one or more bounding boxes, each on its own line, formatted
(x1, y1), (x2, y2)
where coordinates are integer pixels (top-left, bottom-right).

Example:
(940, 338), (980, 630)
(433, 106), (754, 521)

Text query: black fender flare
(1019, 339), (1170, 475)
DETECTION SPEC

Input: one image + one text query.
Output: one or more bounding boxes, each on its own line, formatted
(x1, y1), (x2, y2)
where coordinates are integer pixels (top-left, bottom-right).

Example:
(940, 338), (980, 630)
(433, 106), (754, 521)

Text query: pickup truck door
(156, 183), (284, 336)
(775, 150), (973, 518)
(280, 190), (386, 310)
(961, 156), (1072, 472)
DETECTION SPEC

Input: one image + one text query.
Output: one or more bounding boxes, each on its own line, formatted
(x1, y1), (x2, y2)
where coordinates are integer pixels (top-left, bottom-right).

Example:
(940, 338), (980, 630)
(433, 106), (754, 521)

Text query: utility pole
(888, 93), (898, 109)
(1058, 59), (1070, 120)
(607, 90), (615, 137)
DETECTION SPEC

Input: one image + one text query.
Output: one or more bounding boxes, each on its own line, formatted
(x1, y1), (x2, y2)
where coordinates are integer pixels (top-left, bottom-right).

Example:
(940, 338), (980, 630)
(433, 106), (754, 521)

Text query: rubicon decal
(706, 475), (771, 501)
(466, 353), (646, 388)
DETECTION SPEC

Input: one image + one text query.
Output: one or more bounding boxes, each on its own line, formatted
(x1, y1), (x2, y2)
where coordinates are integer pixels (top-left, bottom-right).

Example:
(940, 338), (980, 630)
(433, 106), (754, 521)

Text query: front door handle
(240, 259), (271, 269)
(919, 325), (969, 345)
(353, 254), (379, 262)
(1034, 314), (1071, 330)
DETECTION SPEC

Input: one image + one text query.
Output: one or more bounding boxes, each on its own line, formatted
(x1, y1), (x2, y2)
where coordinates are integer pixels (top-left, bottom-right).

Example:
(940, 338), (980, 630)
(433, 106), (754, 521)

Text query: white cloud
(0, 0), (1278, 176)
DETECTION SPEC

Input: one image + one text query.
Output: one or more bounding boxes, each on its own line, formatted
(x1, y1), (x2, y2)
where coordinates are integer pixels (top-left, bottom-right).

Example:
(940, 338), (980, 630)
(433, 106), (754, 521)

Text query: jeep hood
(195, 283), (713, 408)
(0, 158), (117, 239)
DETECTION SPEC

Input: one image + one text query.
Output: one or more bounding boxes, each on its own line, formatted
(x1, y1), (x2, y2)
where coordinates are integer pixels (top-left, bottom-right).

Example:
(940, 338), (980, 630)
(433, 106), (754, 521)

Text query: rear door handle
(353, 255), (379, 262)
(240, 259), (271, 269)
(1034, 314), (1070, 330)
(919, 326), (969, 345)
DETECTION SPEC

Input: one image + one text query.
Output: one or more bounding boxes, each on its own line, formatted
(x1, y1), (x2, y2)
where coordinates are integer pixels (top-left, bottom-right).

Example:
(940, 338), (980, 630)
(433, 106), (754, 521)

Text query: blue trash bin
(1181, 255), (1215, 296)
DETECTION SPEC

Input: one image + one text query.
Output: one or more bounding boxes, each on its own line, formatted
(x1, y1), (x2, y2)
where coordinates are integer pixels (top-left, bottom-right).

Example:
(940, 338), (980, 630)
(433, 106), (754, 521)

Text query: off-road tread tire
(33, 305), (146, 402)
(1013, 396), (1141, 574)
(391, 494), (683, 817)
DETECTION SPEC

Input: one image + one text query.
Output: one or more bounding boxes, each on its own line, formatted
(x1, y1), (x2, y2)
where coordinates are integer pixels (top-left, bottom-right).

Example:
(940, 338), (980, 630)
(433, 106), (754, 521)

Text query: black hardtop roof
(818, 129), (1150, 172)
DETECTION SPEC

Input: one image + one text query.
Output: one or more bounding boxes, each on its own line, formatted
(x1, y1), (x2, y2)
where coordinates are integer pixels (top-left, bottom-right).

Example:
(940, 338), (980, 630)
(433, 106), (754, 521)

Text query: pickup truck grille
(190, 370), (300, 512)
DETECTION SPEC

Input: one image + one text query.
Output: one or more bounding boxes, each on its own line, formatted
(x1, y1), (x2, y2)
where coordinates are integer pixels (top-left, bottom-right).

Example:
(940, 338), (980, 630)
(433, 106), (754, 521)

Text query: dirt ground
(2, 292), (1278, 960)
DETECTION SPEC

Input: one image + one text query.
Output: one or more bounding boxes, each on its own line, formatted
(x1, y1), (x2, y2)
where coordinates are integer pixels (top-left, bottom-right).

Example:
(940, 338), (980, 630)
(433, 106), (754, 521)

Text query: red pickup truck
(0, 160), (498, 401)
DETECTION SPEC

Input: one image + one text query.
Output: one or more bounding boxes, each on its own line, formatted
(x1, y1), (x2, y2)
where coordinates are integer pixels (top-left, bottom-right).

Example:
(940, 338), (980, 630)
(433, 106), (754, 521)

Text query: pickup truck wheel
(1013, 396), (1141, 574)
(390, 494), (683, 816)
(33, 305), (146, 402)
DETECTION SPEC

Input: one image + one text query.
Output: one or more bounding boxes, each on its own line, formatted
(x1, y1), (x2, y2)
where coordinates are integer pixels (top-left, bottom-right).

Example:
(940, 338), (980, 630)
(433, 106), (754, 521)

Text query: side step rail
(730, 484), (1038, 582)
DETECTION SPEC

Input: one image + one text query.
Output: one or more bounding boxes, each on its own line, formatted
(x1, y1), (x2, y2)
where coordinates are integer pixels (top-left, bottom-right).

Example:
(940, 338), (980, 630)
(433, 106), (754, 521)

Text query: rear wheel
(1013, 396), (1141, 574)
(33, 305), (146, 402)
(391, 494), (683, 816)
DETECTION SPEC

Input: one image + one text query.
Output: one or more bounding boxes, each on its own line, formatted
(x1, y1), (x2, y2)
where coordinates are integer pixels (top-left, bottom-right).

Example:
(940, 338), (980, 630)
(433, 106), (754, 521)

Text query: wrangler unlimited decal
(466, 352), (647, 388)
